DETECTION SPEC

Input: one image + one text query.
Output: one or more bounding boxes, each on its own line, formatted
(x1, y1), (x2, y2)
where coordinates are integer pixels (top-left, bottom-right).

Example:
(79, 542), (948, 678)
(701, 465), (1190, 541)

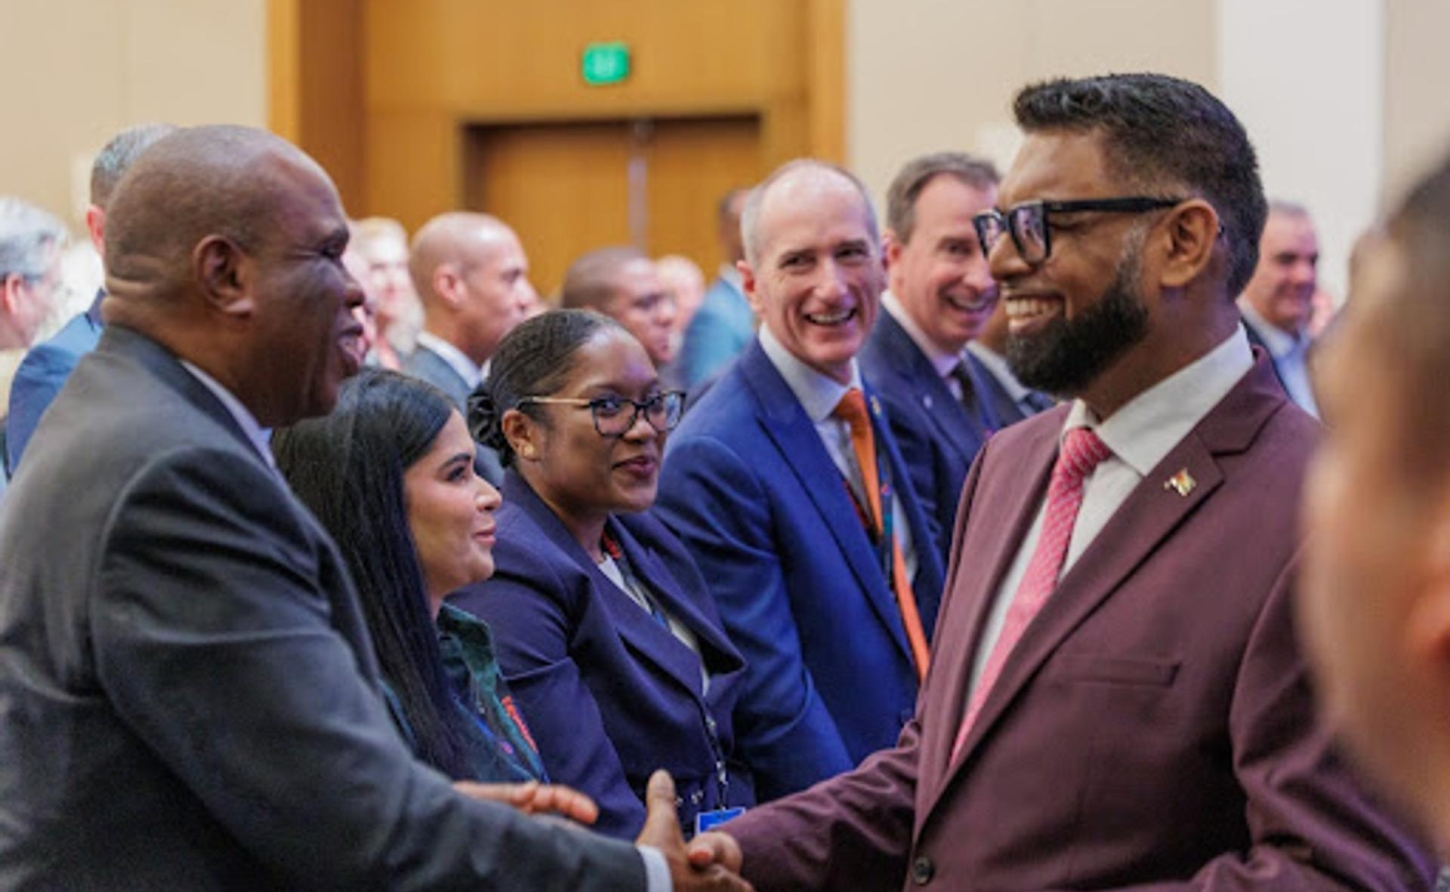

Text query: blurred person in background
(560, 247), (679, 384)
(352, 216), (422, 365)
(7, 123), (173, 473)
(680, 188), (755, 387)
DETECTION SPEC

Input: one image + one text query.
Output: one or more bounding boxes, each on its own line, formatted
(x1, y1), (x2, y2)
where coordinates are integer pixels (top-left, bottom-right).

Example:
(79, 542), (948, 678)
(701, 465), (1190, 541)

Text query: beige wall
(847, 0), (1217, 210)
(1385, 0), (1450, 205)
(0, 0), (266, 230)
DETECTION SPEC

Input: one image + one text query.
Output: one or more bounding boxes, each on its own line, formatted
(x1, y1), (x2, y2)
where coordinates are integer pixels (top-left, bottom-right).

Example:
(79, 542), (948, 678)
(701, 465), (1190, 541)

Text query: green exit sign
(582, 42), (631, 86)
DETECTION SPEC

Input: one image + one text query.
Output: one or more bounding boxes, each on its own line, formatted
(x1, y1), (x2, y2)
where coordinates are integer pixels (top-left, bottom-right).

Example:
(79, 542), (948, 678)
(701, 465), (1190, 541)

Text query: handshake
(456, 770), (749, 891)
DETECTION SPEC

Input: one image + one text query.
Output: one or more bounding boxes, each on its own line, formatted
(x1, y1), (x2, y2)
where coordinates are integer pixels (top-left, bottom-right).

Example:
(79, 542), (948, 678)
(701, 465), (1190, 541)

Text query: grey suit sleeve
(91, 447), (647, 892)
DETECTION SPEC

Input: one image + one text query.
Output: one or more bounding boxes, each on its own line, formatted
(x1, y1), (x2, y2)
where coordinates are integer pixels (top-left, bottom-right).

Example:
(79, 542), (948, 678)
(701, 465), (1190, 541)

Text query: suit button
(911, 855), (934, 885)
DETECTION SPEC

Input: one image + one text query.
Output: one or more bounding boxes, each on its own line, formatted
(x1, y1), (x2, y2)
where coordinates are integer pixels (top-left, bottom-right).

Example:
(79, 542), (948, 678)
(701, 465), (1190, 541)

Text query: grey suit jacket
(0, 325), (645, 891)
(403, 342), (505, 485)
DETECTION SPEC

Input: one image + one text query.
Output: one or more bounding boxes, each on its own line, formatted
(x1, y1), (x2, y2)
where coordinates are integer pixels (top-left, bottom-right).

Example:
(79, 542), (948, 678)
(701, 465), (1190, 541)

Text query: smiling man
(692, 74), (1433, 891)
(860, 152), (1003, 561)
(1238, 200), (1322, 415)
(656, 160), (944, 802)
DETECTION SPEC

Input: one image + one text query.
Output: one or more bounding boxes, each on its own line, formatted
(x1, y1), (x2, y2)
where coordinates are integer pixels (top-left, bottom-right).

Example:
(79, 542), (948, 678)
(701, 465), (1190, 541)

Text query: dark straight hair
(272, 369), (472, 778)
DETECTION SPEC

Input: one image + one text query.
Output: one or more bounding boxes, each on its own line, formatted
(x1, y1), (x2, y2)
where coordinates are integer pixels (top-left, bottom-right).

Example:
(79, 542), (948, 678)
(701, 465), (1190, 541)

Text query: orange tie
(834, 388), (931, 681)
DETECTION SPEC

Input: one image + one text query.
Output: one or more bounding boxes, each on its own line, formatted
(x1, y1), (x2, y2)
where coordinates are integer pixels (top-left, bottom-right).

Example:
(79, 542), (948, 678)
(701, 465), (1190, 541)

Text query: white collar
(1062, 326), (1254, 477)
(178, 360), (276, 471)
(882, 292), (962, 379)
(717, 264), (744, 293)
(758, 327), (863, 423)
(414, 331), (483, 388)
(1238, 301), (1305, 359)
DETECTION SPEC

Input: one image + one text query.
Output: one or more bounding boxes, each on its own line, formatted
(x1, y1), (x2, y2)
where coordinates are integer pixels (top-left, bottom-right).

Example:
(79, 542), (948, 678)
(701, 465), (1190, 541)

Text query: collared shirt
(1238, 302), (1318, 417)
(966, 340), (1034, 408)
(414, 331), (483, 390)
(881, 292), (965, 399)
(716, 263), (745, 296)
(967, 327), (1254, 696)
(179, 360), (278, 473)
(758, 327), (918, 582)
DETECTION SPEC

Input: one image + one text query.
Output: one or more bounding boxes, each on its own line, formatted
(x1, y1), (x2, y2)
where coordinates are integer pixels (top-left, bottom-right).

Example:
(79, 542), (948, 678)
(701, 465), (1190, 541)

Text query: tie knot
(833, 387), (871, 433)
(1058, 426), (1112, 482)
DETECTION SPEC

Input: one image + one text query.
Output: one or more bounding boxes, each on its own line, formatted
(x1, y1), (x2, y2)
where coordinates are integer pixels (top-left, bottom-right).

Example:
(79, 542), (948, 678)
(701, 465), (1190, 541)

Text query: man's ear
(0, 273), (23, 316)
(738, 259), (763, 316)
(432, 263), (464, 309)
(194, 235), (254, 319)
(1157, 200), (1219, 290)
(84, 204), (106, 255)
(1405, 497), (1450, 671)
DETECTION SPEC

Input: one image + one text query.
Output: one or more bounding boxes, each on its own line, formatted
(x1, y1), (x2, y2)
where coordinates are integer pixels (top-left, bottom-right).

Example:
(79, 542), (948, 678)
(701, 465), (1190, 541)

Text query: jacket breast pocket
(1048, 654), (1180, 687)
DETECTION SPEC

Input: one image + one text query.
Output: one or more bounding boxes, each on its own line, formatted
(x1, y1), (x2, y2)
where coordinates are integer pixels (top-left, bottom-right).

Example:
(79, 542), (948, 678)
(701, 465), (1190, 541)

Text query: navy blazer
(449, 474), (753, 839)
(859, 312), (995, 563)
(6, 291), (105, 472)
(655, 338), (946, 801)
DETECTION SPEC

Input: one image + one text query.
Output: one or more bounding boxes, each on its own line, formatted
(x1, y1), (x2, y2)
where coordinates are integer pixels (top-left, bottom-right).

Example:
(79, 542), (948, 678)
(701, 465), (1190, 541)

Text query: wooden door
(465, 115), (763, 300)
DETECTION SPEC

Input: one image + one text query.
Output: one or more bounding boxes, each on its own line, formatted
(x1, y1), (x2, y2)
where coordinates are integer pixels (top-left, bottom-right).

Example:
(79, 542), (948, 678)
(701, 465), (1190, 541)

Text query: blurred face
(1241, 211), (1318, 334)
(403, 410), (502, 610)
(342, 244), (378, 366)
(1301, 234), (1450, 830)
(514, 328), (665, 541)
(888, 175), (999, 353)
(3, 247), (61, 348)
(456, 228), (538, 363)
(360, 235), (416, 332)
(744, 169), (884, 384)
(989, 131), (1154, 399)
(604, 258), (677, 367)
(248, 157), (366, 424)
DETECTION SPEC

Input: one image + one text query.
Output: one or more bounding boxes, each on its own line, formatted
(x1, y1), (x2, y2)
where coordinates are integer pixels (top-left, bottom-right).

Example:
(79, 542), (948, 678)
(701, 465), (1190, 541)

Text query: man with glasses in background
(690, 73), (1433, 891)
(561, 246), (680, 385)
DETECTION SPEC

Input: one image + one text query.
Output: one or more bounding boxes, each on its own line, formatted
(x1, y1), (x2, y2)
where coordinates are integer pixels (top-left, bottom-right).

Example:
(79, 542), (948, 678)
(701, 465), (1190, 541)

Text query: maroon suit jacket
(726, 357), (1435, 891)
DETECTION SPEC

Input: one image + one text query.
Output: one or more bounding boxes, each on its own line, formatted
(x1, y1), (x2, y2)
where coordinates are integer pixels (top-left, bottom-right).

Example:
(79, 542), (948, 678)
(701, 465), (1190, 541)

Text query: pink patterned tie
(951, 426), (1113, 761)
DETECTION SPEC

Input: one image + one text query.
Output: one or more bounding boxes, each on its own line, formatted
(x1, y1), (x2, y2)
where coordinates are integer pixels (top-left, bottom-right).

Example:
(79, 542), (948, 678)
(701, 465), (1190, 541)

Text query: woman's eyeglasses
(516, 391), (686, 437)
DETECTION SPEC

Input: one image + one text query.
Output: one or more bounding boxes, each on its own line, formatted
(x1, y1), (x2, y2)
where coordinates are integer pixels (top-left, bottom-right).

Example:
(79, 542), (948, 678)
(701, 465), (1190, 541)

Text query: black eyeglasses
(516, 391), (686, 437)
(973, 196), (1185, 265)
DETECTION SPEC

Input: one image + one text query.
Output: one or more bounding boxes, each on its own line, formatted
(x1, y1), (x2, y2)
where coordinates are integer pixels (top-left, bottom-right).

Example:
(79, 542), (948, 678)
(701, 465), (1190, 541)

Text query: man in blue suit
(7, 124), (175, 473)
(860, 152), (1004, 562)
(679, 188), (755, 388)
(656, 160), (945, 801)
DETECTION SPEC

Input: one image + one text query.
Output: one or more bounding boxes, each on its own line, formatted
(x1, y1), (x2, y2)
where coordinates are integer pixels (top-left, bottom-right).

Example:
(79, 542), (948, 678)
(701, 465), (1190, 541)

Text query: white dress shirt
(759, 327), (918, 583)
(966, 327), (1255, 696)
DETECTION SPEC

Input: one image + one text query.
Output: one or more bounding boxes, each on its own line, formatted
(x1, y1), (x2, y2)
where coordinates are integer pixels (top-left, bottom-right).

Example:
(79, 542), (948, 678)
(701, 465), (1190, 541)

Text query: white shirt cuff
(638, 844), (672, 892)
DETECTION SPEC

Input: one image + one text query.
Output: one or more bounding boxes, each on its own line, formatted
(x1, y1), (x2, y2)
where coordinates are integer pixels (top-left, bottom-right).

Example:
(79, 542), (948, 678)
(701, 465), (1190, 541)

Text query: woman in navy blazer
(450, 309), (754, 839)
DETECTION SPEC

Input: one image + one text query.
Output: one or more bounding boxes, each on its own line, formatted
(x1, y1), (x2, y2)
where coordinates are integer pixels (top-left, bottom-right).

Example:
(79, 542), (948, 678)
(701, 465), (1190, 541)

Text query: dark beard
(1006, 248), (1150, 397)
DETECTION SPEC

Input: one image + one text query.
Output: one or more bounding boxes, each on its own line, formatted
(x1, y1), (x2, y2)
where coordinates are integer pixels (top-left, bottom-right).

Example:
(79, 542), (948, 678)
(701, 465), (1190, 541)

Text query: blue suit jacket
(655, 339), (946, 801)
(679, 276), (755, 388)
(859, 312), (995, 563)
(449, 474), (753, 839)
(6, 293), (104, 472)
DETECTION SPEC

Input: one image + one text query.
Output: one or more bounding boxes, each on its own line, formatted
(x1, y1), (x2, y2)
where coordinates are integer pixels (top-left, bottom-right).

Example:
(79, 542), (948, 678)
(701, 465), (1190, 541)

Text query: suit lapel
(939, 362), (1283, 784)
(739, 343), (916, 666)
(876, 314), (986, 464)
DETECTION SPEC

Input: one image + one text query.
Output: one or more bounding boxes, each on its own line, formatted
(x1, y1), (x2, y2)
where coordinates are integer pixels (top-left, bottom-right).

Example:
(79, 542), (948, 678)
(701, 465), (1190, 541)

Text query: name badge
(694, 806), (746, 835)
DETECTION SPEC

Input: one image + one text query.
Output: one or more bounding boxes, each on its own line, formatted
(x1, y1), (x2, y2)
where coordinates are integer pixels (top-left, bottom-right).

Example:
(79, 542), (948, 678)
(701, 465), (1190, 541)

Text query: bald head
(101, 124), (362, 426)
(560, 246), (676, 366)
(741, 160), (879, 268)
(409, 212), (536, 363)
(105, 125), (334, 304)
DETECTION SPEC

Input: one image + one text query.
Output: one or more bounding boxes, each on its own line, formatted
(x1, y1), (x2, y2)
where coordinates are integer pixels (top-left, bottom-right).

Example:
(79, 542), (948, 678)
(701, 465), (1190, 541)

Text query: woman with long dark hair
(453, 309), (753, 839)
(272, 370), (545, 785)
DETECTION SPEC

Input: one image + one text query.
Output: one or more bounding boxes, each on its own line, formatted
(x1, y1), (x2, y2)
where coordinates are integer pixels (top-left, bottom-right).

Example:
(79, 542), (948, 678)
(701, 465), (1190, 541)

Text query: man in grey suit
(404, 211), (539, 483)
(0, 125), (747, 892)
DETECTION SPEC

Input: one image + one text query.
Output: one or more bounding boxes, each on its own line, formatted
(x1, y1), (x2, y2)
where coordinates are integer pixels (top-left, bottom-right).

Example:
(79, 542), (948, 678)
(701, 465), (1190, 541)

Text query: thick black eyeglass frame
(973, 196), (1185, 264)
(516, 391), (686, 437)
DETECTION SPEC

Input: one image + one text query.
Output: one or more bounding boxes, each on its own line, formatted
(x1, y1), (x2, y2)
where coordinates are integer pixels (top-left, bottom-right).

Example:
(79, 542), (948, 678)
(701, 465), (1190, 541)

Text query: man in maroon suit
(690, 73), (1435, 891)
